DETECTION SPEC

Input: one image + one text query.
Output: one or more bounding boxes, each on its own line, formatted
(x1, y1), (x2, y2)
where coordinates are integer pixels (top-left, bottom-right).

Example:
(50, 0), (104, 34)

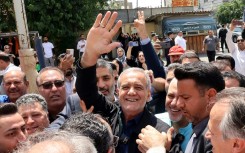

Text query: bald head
(3, 70), (29, 102)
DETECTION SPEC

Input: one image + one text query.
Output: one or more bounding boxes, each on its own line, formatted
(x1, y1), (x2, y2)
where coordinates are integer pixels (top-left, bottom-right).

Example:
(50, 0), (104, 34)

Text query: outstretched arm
(81, 11), (122, 68)
(134, 11), (165, 78)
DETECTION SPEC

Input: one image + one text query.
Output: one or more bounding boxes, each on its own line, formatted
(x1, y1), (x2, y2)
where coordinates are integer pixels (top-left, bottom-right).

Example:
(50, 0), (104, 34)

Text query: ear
(146, 90), (151, 103)
(233, 139), (245, 152)
(206, 88), (217, 102)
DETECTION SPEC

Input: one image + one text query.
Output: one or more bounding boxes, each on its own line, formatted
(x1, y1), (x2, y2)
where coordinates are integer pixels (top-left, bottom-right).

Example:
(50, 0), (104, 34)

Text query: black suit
(75, 64), (170, 153)
(219, 28), (229, 52)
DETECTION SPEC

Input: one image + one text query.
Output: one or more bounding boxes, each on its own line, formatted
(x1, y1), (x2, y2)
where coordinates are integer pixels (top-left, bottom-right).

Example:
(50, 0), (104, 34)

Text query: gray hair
(14, 130), (97, 153)
(36, 67), (64, 85)
(215, 87), (245, 140)
(97, 59), (113, 76)
(16, 93), (48, 112)
(117, 67), (151, 90)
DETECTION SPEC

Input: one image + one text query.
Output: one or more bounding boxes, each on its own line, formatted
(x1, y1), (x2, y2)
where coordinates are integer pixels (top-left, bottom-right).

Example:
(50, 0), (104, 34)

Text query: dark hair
(0, 103), (18, 116)
(0, 54), (10, 62)
(113, 59), (123, 75)
(216, 55), (235, 70)
(179, 52), (200, 63)
(211, 60), (231, 72)
(222, 71), (243, 87)
(174, 61), (225, 92)
(61, 112), (112, 153)
(109, 62), (117, 71)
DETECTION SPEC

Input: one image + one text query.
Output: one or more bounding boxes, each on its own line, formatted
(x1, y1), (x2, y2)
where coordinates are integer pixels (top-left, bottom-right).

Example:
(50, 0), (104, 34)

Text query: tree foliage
(216, 0), (244, 24)
(0, 0), (107, 55)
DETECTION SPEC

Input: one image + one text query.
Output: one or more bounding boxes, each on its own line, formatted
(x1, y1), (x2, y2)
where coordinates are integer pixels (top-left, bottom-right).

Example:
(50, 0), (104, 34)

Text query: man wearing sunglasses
(36, 67), (66, 123)
(226, 20), (245, 76)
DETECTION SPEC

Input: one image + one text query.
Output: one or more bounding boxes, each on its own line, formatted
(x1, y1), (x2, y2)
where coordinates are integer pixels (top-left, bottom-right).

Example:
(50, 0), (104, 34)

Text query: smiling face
(0, 113), (26, 153)
(165, 78), (183, 122)
(96, 67), (115, 98)
(237, 36), (245, 50)
(176, 79), (210, 125)
(18, 102), (49, 135)
(205, 103), (234, 153)
(118, 70), (150, 121)
(37, 70), (66, 116)
(3, 71), (29, 103)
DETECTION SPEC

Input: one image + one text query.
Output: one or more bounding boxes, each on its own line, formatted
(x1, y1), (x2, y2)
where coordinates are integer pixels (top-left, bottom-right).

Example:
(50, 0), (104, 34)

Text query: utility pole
(12, 0), (38, 93)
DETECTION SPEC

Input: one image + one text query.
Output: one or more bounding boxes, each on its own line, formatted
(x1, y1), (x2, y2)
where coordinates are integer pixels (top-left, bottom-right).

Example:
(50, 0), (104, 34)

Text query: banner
(172, 0), (198, 7)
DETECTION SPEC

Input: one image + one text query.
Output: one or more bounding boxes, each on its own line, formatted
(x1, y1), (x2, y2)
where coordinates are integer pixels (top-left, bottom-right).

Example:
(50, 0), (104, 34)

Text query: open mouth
(126, 98), (138, 102)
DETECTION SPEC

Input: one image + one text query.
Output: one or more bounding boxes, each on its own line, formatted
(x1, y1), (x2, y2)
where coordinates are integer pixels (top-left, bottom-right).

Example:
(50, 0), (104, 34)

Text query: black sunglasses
(237, 39), (244, 43)
(38, 80), (65, 89)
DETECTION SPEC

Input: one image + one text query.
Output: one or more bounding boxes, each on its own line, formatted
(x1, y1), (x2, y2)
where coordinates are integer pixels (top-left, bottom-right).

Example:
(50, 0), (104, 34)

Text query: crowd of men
(0, 10), (244, 153)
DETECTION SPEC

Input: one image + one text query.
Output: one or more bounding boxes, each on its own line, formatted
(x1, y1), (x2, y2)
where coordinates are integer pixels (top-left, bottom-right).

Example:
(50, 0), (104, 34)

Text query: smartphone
(66, 49), (74, 57)
(132, 41), (138, 47)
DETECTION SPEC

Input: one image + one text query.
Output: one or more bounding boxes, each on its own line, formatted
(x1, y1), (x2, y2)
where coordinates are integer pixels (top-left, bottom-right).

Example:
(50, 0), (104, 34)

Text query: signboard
(172, 0), (198, 7)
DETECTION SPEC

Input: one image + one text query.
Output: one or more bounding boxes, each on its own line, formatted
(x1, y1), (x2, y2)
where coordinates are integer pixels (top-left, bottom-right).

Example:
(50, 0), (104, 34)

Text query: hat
(168, 46), (184, 56)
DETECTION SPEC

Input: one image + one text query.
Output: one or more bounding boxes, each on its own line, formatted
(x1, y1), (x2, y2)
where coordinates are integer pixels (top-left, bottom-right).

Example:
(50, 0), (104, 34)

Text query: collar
(192, 117), (209, 137)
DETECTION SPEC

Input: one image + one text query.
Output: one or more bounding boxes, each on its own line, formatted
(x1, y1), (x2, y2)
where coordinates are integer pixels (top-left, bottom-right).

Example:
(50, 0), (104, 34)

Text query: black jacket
(75, 63), (170, 153)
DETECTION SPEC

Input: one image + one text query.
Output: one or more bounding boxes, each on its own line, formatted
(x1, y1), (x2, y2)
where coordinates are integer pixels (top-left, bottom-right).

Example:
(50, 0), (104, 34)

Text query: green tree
(216, 0), (244, 24)
(0, 0), (107, 56)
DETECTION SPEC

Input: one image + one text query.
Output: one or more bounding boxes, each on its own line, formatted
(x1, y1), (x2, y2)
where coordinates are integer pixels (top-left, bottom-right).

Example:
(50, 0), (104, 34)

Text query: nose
(170, 96), (178, 107)
(17, 131), (27, 142)
(128, 87), (136, 95)
(51, 83), (58, 91)
(97, 79), (105, 88)
(176, 97), (184, 109)
(26, 116), (34, 125)
(9, 83), (17, 89)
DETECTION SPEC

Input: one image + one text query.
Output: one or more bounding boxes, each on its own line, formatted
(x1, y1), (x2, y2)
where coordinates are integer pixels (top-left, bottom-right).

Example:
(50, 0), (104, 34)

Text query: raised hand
(134, 11), (148, 39)
(81, 11), (122, 68)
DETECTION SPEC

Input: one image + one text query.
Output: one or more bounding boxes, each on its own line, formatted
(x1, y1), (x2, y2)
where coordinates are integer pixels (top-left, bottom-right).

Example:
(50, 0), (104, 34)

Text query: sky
(128, 0), (163, 8)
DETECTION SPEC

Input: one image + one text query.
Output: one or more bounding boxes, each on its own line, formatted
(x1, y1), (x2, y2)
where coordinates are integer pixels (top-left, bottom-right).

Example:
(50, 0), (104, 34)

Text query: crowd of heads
(0, 11), (244, 153)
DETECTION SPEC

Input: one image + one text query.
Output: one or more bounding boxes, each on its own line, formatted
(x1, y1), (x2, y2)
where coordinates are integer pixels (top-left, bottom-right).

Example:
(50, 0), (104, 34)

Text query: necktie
(185, 133), (196, 153)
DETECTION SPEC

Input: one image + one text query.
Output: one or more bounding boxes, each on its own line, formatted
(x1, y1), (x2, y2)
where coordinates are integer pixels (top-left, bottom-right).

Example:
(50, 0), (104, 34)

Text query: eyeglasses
(4, 81), (23, 87)
(237, 39), (245, 43)
(111, 135), (119, 147)
(38, 80), (64, 89)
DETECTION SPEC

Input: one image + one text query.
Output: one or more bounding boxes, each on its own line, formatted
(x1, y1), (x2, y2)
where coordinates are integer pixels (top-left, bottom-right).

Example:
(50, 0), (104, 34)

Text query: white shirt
(42, 42), (54, 58)
(226, 30), (245, 76)
(65, 76), (76, 98)
(175, 35), (186, 50)
(77, 39), (86, 53)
